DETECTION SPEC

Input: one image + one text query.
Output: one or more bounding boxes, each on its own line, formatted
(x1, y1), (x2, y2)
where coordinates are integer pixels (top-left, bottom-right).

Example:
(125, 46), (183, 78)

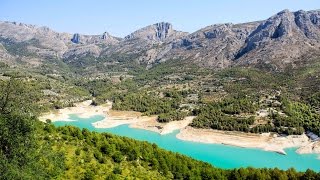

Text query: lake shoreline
(39, 100), (320, 155)
(39, 100), (111, 122)
(176, 126), (320, 155)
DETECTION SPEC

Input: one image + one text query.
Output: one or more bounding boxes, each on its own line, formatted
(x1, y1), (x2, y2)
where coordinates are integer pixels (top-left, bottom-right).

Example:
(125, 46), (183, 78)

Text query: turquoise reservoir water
(53, 114), (320, 171)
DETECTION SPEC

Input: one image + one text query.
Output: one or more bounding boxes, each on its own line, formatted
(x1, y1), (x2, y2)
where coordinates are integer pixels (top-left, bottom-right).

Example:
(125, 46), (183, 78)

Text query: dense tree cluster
(272, 99), (320, 135)
(191, 97), (258, 132)
(191, 107), (255, 132)
(112, 91), (189, 122)
(192, 95), (320, 136)
(158, 111), (188, 123)
(249, 98), (320, 135)
(219, 97), (258, 115)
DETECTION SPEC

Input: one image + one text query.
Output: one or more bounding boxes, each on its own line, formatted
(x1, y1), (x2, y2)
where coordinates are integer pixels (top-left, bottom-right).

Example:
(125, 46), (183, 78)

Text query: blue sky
(0, 0), (319, 37)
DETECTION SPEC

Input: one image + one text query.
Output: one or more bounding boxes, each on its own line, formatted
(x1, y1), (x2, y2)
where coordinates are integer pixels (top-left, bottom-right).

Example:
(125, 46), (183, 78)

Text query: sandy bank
(296, 141), (320, 154)
(92, 110), (156, 129)
(93, 109), (194, 134)
(130, 116), (195, 135)
(177, 126), (311, 155)
(39, 100), (111, 122)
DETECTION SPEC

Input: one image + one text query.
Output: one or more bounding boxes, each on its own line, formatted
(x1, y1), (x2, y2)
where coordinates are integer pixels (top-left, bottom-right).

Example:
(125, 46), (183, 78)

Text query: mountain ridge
(0, 9), (320, 71)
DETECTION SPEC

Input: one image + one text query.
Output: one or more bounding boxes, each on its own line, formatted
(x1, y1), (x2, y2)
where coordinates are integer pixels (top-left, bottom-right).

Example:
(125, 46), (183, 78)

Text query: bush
(75, 149), (81, 156)
(112, 151), (123, 163)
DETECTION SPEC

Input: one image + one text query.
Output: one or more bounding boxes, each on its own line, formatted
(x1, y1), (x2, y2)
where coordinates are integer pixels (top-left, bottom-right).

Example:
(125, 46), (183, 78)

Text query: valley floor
(39, 100), (320, 156)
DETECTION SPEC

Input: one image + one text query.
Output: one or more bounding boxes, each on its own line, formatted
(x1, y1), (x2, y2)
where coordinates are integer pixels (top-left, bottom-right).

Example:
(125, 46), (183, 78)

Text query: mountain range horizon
(1, 8), (320, 71)
(1, 9), (315, 38)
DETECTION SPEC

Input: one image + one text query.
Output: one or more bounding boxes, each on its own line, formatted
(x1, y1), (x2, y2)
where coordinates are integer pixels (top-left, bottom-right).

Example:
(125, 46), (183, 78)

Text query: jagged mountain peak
(102, 32), (111, 39)
(277, 9), (291, 15)
(124, 22), (182, 41)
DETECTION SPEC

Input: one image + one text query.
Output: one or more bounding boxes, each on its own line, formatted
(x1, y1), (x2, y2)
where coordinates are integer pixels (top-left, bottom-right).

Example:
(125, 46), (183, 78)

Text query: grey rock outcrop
(71, 33), (80, 43)
(100, 22), (188, 66)
(102, 32), (109, 40)
(124, 22), (187, 42)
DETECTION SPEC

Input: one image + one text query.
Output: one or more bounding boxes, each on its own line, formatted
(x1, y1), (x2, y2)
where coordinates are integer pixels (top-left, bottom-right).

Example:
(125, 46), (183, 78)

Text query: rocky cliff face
(234, 10), (320, 69)
(163, 22), (260, 68)
(1, 9), (320, 70)
(124, 22), (186, 41)
(71, 33), (81, 43)
(100, 22), (188, 66)
(161, 9), (320, 69)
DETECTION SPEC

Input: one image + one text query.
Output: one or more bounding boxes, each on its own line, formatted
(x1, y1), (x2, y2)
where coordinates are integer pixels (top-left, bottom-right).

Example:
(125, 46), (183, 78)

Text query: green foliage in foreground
(0, 114), (65, 179)
(0, 78), (65, 179)
(42, 124), (320, 180)
(44, 125), (226, 179)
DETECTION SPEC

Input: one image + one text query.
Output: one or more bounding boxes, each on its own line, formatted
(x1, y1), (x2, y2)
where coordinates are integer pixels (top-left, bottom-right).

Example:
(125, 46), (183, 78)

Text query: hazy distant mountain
(0, 9), (320, 70)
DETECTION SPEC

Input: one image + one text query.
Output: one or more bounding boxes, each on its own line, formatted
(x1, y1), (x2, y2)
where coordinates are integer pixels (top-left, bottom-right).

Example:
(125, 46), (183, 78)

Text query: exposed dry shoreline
(39, 100), (320, 155)
(39, 100), (112, 122)
(92, 110), (194, 135)
(176, 126), (319, 155)
(130, 116), (195, 135)
(39, 100), (192, 135)
(92, 111), (155, 129)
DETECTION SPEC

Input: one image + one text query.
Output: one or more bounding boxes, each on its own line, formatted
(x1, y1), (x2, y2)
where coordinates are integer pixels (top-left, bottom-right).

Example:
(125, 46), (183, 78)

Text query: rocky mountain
(0, 9), (320, 70)
(99, 22), (188, 67)
(124, 22), (188, 42)
(165, 22), (261, 68)
(158, 9), (320, 70)
(234, 10), (320, 69)
(0, 21), (120, 64)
